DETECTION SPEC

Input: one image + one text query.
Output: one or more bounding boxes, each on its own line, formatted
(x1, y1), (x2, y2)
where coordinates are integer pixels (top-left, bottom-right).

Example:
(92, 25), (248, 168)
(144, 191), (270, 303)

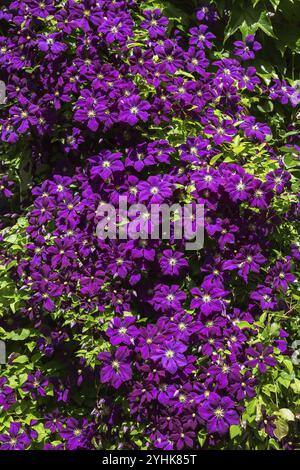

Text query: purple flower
(240, 116), (271, 142)
(151, 340), (187, 374)
(21, 370), (49, 399)
(37, 34), (67, 55)
(190, 282), (228, 316)
(99, 346), (132, 389)
(150, 284), (187, 313)
(159, 250), (188, 276)
(199, 394), (240, 435)
(140, 9), (168, 38)
(234, 35), (262, 60)
(0, 422), (31, 450)
(246, 343), (277, 373)
(250, 285), (277, 310)
(60, 418), (92, 450)
(89, 151), (124, 180)
(138, 175), (173, 204)
(223, 245), (266, 282)
(189, 24), (215, 49)
(106, 316), (138, 346)
(119, 95), (151, 126)
(266, 259), (296, 291)
(0, 176), (14, 198)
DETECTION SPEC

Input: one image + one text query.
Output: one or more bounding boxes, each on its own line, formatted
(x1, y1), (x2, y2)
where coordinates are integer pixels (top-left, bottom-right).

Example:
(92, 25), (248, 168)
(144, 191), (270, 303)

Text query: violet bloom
(44, 410), (64, 433)
(246, 343), (277, 373)
(98, 346), (132, 389)
(140, 9), (168, 38)
(106, 316), (138, 346)
(266, 259), (296, 291)
(199, 394), (240, 435)
(189, 24), (215, 49)
(206, 217), (239, 250)
(0, 377), (16, 410)
(89, 151), (124, 180)
(151, 340), (187, 374)
(9, 97), (39, 133)
(229, 371), (256, 401)
(0, 422), (31, 450)
(223, 244), (266, 282)
(150, 284), (187, 313)
(225, 171), (255, 202)
(138, 175), (173, 204)
(238, 66), (260, 90)
(74, 90), (107, 131)
(37, 33), (67, 55)
(190, 282), (228, 316)
(258, 408), (276, 437)
(266, 168), (291, 194)
(269, 79), (300, 107)
(59, 418), (92, 450)
(250, 285), (277, 310)
(119, 95), (151, 126)
(234, 35), (262, 60)
(0, 176), (14, 198)
(21, 370), (49, 399)
(159, 250), (188, 276)
(240, 116), (271, 142)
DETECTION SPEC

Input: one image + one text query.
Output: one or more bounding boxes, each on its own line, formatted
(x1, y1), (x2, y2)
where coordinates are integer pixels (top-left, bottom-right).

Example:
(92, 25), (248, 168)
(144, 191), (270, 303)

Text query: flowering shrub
(0, 0), (300, 451)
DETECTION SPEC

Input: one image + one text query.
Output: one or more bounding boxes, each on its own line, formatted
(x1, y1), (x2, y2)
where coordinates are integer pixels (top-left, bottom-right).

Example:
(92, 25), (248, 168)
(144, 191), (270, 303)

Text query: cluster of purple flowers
(0, 0), (299, 450)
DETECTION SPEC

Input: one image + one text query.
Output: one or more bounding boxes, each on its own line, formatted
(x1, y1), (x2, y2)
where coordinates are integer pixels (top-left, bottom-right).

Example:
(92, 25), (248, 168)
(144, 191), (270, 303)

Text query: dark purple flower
(98, 346), (132, 389)
(234, 35), (262, 60)
(151, 340), (187, 374)
(199, 394), (240, 435)
(0, 422), (31, 450)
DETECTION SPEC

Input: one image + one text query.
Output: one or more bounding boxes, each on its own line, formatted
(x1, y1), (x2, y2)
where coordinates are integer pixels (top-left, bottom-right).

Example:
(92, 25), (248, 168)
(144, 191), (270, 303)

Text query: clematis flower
(246, 343), (277, 373)
(0, 422), (31, 450)
(22, 370), (49, 399)
(234, 35), (262, 60)
(119, 95), (151, 126)
(98, 347), (132, 389)
(159, 250), (188, 276)
(151, 340), (187, 374)
(199, 394), (240, 435)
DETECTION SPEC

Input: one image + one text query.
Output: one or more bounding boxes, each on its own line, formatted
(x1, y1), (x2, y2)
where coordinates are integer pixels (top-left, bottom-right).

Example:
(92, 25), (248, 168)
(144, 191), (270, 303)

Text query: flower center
(165, 349), (174, 359)
(214, 407), (224, 418)
(112, 360), (120, 371)
(130, 106), (139, 115)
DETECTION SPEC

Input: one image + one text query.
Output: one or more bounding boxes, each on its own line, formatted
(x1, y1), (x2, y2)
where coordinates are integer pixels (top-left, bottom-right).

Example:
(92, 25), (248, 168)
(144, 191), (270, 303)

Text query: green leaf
(230, 424), (242, 439)
(256, 11), (276, 37)
(6, 328), (31, 341)
(197, 428), (207, 447)
(274, 418), (289, 441)
(291, 378), (300, 394)
(257, 100), (274, 113)
(278, 408), (295, 421)
(12, 355), (29, 364)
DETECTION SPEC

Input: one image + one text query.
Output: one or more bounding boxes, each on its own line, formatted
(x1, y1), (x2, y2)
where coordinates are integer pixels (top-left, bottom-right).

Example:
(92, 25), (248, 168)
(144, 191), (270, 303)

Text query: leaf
(291, 378), (300, 394)
(270, 0), (280, 9)
(12, 355), (29, 364)
(256, 11), (276, 38)
(6, 328), (31, 341)
(274, 418), (289, 441)
(230, 424), (242, 439)
(224, 9), (244, 41)
(257, 100), (274, 113)
(279, 408), (295, 421)
(197, 428), (207, 447)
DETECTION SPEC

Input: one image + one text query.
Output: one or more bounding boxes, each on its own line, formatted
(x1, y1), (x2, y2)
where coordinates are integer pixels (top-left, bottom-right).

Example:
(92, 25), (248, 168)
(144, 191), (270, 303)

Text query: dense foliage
(0, 0), (299, 451)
